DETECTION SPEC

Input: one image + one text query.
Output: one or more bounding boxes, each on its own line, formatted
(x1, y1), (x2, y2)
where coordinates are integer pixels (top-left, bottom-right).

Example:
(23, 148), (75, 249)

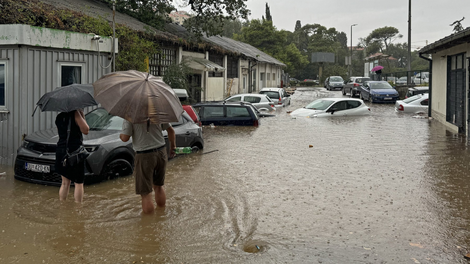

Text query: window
(272, 73), (275, 80)
(202, 106), (224, 118)
(209, 54), (223, 77)
(346, 100), (361, 109)
(267, 73), (271, 81)
(244, 96), (261, 104)
(60, 64), (82, 86)
(226, 106), (250, 117)
(421, 99), (429, 106)
(0, 62), (5, 108)
(227, 56), (238, 78)
(330, 101), (348, 111)
(149, 48), (177, 77)
(227, 96), (242, 102)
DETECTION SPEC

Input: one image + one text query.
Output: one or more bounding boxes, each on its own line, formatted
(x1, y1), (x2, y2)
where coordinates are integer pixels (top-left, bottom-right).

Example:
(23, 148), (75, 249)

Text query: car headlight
(84, 145), (99, 152)
(22, 140), (30, 148)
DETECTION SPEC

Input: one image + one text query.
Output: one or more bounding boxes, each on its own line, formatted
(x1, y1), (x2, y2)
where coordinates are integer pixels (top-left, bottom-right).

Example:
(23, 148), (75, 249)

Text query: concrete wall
(206, 77), (225, 101)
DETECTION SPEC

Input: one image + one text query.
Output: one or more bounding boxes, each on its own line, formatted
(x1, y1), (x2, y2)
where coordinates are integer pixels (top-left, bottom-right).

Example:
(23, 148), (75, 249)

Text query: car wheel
(342, 89), (346, 95)
(101, 158), (133, 181)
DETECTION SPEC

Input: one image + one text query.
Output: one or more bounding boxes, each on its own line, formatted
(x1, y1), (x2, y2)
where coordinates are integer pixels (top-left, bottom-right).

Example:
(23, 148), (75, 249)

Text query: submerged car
(359, 81), (400, 103)
(224, 93), (276, 112)
(290, 98), (370, 118)
(259, 87), (291, 107)
(325, 76), (345, 91)
(395, 93), (429, 113)
(342, 77), (370, 97)
(405, 86), (429, 98)
(192, 101), (267, 126)
(14, 108), (204, 186)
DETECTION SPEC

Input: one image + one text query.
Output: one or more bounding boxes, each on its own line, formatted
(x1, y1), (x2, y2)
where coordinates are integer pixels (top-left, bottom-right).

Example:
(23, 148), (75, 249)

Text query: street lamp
(350, 24), (357, 77)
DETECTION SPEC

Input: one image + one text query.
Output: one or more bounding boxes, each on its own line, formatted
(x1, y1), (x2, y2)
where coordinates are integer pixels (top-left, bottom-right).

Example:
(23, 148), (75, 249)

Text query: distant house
(169, 11), (191, 25)
(0, 24), (116, 165)
(363, 52), (397, 79)
(419, 27), (470, 135)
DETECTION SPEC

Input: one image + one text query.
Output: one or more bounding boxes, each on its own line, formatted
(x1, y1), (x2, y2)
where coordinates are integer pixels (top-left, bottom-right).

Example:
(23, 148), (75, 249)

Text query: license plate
(384, 97), (392, 100)
(25, 163), (50, 173)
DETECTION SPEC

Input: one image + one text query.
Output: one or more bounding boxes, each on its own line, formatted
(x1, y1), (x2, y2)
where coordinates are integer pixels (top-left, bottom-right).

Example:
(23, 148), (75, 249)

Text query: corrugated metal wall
(0, 46), (111, 166)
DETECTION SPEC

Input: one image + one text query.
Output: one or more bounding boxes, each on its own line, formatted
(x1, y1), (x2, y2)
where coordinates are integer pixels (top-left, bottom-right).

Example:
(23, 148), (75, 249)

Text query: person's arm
(75, 110), (89, 135)
(120, 120), (132, 142)
(166, 126), (176, 158)
(120, 134), (131, 142)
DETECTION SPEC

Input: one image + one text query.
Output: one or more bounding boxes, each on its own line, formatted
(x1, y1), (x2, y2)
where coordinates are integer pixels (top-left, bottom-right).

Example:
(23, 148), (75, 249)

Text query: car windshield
(370, 82), (393, 89)
(403, 94), (425, 103)
(304, 99), (335, 110)
(86, 108), (124, 130)
(330, 77), (343, 82)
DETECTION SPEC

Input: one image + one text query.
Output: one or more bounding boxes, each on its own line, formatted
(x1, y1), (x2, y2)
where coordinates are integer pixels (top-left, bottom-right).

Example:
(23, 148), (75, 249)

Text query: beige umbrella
(93, 70), (183, 124)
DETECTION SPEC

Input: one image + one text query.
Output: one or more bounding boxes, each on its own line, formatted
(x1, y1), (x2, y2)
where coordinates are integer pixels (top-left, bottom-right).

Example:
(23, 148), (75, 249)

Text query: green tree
(99, 0), (249, 38)
(265, 3), (272, 22)
(221, 18), (243, 38)
(365, 26), (402, 53)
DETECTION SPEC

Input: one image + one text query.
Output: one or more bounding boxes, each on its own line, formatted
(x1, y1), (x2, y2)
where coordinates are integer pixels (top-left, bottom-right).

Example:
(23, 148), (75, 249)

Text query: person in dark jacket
(55, 109), (89, 203)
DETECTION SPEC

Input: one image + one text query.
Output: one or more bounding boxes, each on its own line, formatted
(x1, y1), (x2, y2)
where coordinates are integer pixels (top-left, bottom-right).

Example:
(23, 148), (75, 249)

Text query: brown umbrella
(93, 70), (183, 124)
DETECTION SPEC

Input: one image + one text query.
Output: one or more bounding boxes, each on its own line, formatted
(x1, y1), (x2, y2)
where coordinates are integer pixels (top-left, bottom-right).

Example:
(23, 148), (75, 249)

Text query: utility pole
(407, 0), (412, 85)
(350, 24), (357, 77)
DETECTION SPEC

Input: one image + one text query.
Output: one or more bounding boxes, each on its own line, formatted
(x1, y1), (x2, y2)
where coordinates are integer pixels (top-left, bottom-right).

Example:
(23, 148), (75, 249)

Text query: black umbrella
(32, 84), (98, 116)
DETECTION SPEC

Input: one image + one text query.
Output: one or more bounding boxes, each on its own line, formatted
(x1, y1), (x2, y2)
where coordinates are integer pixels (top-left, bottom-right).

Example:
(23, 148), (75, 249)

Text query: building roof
(37, 0), (285, 67)
(38, 0), (180, 43)
(165, 23), (285, 66)
(419, 27), (470, 54)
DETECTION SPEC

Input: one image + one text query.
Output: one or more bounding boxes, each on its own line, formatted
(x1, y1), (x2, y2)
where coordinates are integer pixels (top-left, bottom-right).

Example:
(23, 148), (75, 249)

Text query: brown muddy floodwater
(2, 87), (470, 263)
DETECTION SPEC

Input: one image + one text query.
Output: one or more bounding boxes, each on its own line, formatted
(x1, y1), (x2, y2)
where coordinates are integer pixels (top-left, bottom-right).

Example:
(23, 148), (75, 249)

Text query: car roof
(228, 93), (266, 97)
(193, 101), (254, 107)
(409, 86), (429, 91)
(260, 87), (283, 91)
(313, 98), (364, 102)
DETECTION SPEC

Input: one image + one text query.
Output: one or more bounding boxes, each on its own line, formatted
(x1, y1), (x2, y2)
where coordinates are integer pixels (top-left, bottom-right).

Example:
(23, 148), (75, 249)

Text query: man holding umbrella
(93, 70), (183, 214)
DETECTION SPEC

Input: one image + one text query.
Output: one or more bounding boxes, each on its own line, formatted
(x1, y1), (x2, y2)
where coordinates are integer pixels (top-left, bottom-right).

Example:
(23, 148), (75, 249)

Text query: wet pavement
(2, 87), (470, 263)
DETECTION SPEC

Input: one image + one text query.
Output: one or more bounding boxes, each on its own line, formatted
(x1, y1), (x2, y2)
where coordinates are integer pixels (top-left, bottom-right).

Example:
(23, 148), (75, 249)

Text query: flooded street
(2, 87), (470, 263)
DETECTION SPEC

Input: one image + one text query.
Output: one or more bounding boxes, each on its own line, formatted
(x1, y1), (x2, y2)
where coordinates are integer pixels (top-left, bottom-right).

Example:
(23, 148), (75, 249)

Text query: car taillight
(197, 121), (202, 127)
(398, 104), (404, 111)
(368, 108), (371, 111)
(253, 120), (259, 127)
(354, 83), (360, 87)
(278, 97), (282, 105)
(270, 103), (275, 108)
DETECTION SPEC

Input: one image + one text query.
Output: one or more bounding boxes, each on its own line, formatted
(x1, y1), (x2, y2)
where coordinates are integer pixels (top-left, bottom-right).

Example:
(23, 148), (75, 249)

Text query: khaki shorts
(133, 147), (168, 195)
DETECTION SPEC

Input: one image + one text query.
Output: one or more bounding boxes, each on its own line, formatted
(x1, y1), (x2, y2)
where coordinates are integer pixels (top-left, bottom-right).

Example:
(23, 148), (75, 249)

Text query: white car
(225, 93), (276, 112)
(290, 98), (371, 118)
(395, 93), (429, 113)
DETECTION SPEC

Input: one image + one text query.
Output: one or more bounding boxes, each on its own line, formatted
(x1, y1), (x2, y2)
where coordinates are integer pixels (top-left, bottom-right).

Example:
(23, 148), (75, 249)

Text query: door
(447, 53), (466, 133)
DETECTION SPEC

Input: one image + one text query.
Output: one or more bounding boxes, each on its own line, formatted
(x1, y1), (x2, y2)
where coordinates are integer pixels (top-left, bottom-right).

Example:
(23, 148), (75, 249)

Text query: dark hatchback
(192, 101), (271, 126)
(14, 108), (204, 186)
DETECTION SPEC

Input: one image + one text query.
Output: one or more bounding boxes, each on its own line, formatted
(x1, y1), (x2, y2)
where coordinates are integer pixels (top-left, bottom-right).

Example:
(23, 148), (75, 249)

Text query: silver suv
(259, 87), (291, 107)
(14, 108), (204, 186)
(225, 93), (276, 112)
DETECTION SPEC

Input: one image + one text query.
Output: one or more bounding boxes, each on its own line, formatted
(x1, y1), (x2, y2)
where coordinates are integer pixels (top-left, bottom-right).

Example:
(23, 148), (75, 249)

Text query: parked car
(14, 108), (204, 186)
(395, 93), (429, 113)
(359, 81), (400, 103)
(342, 77), (370, 97)
(224, 93), (276, 112)
(259, 87), (291, 107)
(290, 98), (370, 118)
(192, 101), (266, 126)
(396, 76), (410, 85)
(413, 72), (429, 84)
(405, 86), (429, 98)
(325, 76), (345, 91)
(182, 105), (202, 127)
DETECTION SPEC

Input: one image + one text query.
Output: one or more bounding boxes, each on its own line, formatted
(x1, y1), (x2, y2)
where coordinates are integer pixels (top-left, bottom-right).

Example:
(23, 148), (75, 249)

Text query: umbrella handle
(32, 105), (38, 117)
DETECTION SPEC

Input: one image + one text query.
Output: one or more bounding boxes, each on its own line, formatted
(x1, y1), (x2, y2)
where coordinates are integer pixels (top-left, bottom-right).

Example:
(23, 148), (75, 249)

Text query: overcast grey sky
(246, 0), (469, 50)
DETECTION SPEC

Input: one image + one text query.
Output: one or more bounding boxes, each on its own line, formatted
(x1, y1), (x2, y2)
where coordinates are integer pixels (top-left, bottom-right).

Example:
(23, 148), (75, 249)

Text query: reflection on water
(2, 88), (470, 263)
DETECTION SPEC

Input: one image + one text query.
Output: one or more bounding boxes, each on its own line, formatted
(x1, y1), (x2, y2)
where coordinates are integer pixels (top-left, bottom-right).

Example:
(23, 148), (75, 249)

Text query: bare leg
(59, 176), (71, 201)
(141, 193), (155, 214)
(154, 185), (166, 208)
(74, 183), (84, 203)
